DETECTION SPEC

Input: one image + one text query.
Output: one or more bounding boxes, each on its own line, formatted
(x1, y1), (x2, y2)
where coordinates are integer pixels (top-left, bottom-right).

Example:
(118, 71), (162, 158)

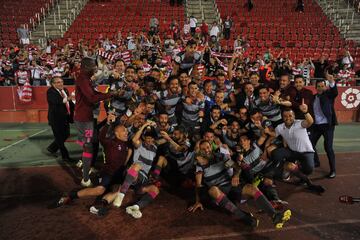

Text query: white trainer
(126, 205), (142, 219)
(81, 178), (92, 187)
(82, 167), (98, 175)
(89, 167), (98, 174)
(113, 192), (125, 208)
(76, 160), (83, 168)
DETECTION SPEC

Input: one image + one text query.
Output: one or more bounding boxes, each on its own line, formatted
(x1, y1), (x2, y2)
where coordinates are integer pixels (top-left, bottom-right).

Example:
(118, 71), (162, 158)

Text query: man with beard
(106, 65), (138, 117)
(293, 75), (314, 119)
(310, 74), (338, 178)
(188, 140), (291, 229)
(276, 74), (296, 107)
(202, 105), (226, 136)
(236, 83), (257, 111)
(153, 126), (195, 187)
(221, 120), (243, 152)
(153, 76), (182, 127)
(172, 39), (201, 75)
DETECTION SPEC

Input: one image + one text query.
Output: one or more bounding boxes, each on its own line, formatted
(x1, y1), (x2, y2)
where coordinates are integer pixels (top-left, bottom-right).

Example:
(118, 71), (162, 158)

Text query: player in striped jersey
(255, 87), (291, 127)
(112, 121), (160, 219)
(188, 140), (291, 229)
(153, 76), (182, 127)
(106, 66), (137, 116)
(237, 134), (286, 204)
(215, 72), (236, 106)
(153, 126), (195, 187)
(181, 81), (205, 138)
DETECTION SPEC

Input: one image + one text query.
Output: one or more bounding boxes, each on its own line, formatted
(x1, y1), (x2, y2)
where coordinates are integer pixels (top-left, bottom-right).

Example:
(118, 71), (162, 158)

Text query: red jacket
(99, 125), (129, 175)
(74, 71), (112, 122)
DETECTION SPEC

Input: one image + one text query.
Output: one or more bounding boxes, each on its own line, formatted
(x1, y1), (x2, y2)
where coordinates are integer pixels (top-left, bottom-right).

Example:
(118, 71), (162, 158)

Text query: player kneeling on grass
(236, 133), (288, 207)
(109, 120), (160, 219)
(188, 140), (291, 229)
(153, 126), (195, 187)
(50, 113), (132, 212)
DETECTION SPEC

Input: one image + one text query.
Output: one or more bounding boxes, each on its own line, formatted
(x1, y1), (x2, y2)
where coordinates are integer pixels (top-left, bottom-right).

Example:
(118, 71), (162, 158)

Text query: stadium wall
(0, 86), (359, 123)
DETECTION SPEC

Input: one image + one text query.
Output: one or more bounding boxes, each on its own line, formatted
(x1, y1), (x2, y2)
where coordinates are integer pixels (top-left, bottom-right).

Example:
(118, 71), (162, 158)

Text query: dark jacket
(47, 87), (74, 126)
(74, 71), (112, 122)
(313, 84), (338, 126)
(293, 87), (314, 119)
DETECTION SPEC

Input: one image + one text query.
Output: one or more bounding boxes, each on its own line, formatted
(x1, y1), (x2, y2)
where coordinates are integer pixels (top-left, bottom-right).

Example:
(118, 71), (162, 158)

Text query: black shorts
(200, 183), (244, 203)
(161, 157), (195, 186)
(131, 172), (152, 193)
(98, 167), (126, 188)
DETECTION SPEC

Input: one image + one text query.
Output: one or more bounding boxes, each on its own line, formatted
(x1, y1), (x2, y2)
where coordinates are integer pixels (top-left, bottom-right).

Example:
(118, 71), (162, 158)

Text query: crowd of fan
(1, 15), (359, 87)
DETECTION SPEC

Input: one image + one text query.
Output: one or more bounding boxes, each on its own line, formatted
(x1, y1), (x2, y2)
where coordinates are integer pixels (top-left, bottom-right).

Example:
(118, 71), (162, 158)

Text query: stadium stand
(215, 0), (360, 65)
(63, 0), (184, 44)
(0, 0), (54, 46)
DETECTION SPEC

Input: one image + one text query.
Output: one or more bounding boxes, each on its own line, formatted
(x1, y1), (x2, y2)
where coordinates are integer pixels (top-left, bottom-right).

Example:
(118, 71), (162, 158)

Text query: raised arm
(300, 99), (314, 128)
(132, 121), (155, 148)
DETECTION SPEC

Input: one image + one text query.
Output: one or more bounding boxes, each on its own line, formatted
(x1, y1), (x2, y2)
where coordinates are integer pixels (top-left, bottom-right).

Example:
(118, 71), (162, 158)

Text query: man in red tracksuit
(51, 113), (132, 214)
(74, 57), (117, 187)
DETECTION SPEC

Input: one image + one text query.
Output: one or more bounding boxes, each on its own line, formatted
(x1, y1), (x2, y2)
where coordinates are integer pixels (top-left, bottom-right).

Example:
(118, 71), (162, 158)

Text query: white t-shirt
(189, 18), (197, 28)
(210, 26), (220, 37)
(275, 120), (314, 153)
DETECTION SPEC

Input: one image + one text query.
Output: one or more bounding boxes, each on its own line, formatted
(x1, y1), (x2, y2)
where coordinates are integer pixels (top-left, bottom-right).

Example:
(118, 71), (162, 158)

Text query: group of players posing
(51, 56), (336, 229)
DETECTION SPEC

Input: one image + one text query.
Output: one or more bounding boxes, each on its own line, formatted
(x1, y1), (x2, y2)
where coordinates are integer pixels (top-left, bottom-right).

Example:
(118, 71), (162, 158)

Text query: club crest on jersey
(118, 145), (122, 151)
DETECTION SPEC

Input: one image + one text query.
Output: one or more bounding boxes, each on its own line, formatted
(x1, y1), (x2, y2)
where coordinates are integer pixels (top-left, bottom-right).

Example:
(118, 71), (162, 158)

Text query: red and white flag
(17, 81), (32, 103)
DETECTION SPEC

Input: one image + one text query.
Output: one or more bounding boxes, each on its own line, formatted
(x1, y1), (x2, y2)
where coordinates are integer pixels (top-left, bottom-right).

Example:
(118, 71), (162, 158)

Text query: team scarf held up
(97, 49), (132, 65)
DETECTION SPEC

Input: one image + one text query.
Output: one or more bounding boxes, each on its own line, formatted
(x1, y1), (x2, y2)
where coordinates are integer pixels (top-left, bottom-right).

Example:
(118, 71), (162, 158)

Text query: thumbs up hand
(299, 98), (308, 113)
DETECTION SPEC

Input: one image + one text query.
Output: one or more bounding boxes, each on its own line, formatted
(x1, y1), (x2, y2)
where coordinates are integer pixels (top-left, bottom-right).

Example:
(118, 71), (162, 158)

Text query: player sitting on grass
(188, 140), (292, 229)
(104, 120), (160, 219)
(152, 125), (195, 188)
(50, 113), (132, 210)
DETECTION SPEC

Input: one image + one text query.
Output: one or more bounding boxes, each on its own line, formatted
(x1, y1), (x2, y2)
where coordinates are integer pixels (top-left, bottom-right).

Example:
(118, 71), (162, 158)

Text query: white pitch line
(0, 129), (48, 152)
(0, 129), (44, 131)
(169, 219), (360, 240)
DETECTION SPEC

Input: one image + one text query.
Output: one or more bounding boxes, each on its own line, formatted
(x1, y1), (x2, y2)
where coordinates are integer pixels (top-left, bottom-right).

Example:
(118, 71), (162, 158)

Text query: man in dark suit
(46, 76), (74, 162)
(310, 74), (338, 178)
